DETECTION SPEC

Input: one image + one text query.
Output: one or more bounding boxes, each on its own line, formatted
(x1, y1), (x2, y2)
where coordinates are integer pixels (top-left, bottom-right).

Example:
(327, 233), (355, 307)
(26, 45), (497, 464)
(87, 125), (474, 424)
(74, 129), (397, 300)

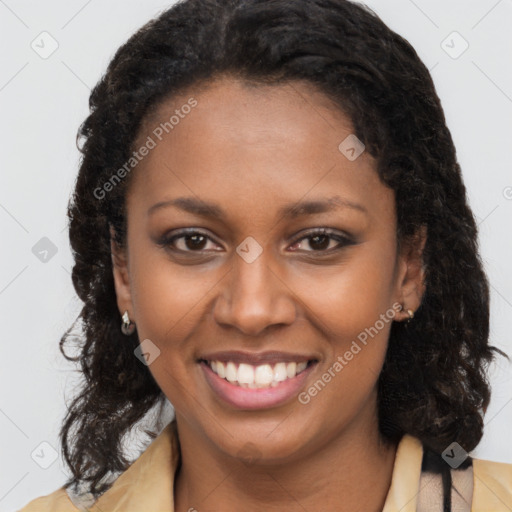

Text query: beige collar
(91, 420), (180, 511)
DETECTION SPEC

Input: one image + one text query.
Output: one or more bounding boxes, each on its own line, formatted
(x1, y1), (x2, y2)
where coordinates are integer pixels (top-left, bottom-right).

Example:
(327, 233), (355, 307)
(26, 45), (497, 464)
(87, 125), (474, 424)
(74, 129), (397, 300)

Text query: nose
(213, 249), (297, 337)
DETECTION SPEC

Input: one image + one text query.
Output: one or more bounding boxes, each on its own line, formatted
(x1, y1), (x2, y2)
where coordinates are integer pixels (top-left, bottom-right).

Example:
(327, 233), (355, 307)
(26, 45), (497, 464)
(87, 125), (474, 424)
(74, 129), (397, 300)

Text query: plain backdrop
(1, 1), (511, 510)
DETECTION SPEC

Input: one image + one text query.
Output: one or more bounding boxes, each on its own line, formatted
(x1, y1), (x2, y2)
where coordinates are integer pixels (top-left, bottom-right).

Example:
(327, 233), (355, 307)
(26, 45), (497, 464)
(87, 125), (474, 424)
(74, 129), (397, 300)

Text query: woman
(19, 0), (512, 510)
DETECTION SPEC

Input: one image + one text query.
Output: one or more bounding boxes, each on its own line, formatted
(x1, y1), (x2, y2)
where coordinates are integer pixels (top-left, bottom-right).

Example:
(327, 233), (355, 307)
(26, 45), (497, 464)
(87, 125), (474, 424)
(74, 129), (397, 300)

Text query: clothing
(18, 420), (512, 511)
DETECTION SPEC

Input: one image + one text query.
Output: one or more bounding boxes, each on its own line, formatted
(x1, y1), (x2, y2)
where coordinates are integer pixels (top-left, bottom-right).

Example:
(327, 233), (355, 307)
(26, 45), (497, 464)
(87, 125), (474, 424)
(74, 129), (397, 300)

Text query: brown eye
(158, 230), (221, 253)
(182, 234), (208, 251)
(289, 229), (354, 253)
(307, 234), (331, 251)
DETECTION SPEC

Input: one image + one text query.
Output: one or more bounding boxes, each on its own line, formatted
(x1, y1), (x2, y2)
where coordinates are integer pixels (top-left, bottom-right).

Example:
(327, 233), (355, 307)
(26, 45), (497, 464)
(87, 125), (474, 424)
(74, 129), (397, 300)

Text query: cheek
(289, 242), (398, 342)
(129, 243), (216, 336)
(290, 241), (398, 406)
(297, 255), (398, 421)
(128, 253), (211, 407)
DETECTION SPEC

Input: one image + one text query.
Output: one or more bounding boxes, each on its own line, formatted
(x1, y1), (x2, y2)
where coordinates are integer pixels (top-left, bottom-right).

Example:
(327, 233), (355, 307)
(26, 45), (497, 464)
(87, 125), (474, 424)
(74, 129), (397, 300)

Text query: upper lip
(198, 350), (318, 366)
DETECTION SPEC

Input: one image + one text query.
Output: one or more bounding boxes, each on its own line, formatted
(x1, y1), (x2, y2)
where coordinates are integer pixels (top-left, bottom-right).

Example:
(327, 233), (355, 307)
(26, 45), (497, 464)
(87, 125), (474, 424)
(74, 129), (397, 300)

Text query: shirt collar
(91, 420), (180, 511)
(382, 434), (424, 511)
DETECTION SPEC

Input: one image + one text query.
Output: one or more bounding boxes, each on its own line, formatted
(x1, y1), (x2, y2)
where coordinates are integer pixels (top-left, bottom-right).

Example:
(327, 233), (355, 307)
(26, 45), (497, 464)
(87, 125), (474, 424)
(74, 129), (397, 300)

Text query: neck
(173, 411), (398, 512)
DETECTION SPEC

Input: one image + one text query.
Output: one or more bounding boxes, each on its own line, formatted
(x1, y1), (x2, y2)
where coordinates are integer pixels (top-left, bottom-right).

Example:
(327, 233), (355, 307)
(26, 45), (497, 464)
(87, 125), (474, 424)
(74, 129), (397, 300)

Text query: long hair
(59, 0), (506, 498)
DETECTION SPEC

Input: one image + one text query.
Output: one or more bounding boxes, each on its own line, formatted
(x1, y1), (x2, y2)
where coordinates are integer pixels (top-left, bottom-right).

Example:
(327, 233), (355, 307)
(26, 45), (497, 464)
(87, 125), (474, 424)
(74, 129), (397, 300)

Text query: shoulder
(18, 421), (180, 512)
(17, 487), (81, 512)
(472, 456), (512, 510)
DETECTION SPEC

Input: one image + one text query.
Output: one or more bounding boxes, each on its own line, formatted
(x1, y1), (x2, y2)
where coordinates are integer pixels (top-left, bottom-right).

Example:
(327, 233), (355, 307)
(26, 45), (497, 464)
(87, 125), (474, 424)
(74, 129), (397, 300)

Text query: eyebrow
(147, 195), (368, 219)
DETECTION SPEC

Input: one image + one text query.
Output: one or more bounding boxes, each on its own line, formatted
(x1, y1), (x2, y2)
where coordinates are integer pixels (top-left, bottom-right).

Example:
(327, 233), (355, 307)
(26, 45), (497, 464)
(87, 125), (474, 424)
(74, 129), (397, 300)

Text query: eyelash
(158, 228), (354, 255)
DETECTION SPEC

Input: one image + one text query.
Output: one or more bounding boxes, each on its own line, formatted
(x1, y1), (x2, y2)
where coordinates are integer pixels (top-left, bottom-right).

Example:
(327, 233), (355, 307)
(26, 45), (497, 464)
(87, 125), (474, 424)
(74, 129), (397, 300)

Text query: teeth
(274, 362), (288, 382)
(286, 362), (297, 378)
(255, 364), (274, 387)
(237, 363), (254, 384)
(207, 360), (311, 388)
(226, 362), (237, 383)
(217, 361), (226, 379)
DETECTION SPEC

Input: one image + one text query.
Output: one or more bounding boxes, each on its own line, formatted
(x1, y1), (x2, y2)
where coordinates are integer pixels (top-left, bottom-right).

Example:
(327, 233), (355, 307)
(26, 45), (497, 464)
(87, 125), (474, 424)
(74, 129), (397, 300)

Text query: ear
(110, 224), (134, 320)
(394, 225), (427, 322)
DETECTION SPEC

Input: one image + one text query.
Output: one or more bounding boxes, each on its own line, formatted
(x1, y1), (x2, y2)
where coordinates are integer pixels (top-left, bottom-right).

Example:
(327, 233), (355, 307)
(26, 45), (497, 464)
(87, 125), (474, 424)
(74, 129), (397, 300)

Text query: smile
(199, 357), (318, 410)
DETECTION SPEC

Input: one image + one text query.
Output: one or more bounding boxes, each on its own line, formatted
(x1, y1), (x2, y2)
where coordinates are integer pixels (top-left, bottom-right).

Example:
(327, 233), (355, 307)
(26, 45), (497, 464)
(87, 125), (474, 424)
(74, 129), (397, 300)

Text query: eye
(158, 229), (222, 253)
(288, 228), (353, 253)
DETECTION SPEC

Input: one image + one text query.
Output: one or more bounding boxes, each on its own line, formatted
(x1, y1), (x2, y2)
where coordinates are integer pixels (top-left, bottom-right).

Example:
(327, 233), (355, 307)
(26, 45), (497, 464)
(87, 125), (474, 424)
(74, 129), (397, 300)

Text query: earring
(121, 310), (136, 335)
(399, 304), (414, 323)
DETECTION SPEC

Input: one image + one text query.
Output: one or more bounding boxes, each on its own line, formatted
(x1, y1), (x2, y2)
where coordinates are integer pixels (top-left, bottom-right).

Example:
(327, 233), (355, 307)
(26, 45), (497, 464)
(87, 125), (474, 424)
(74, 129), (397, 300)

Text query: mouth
(197, 353), (319, 410)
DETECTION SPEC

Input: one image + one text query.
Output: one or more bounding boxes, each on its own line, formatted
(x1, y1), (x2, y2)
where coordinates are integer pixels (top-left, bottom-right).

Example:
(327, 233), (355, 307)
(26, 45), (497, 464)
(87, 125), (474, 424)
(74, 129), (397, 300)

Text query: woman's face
(111, 76), (424, 463)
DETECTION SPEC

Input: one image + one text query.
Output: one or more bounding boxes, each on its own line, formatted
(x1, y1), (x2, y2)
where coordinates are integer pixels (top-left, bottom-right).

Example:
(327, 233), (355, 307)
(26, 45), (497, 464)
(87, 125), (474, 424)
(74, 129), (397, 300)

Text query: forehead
(127, 76), (394, 226)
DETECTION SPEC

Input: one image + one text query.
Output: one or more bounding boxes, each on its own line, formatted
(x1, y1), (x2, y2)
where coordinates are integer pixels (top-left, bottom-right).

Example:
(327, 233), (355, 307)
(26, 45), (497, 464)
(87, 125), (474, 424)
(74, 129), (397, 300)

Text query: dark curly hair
(59, 0), (507, 500)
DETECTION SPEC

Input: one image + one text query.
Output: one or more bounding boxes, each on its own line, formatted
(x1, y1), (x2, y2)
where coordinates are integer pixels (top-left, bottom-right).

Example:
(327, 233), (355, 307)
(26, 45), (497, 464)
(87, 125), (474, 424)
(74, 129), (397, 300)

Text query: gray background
(1, 0), (511, 510)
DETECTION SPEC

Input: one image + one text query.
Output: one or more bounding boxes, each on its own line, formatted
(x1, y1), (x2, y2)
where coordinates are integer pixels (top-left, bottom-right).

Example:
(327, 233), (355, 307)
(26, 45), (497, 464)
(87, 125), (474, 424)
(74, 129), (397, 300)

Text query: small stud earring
(399, 304), (415, 323)
(121, 310), (136, 335)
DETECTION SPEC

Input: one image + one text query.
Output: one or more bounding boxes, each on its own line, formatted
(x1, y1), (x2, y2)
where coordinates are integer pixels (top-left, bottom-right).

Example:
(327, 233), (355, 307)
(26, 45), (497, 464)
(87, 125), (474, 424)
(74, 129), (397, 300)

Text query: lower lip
(200, 361), (317, 410)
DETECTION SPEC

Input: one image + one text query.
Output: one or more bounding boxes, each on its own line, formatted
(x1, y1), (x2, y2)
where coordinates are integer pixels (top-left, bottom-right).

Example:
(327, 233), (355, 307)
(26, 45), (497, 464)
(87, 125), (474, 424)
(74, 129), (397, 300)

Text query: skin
(111, 76), (426, 512)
